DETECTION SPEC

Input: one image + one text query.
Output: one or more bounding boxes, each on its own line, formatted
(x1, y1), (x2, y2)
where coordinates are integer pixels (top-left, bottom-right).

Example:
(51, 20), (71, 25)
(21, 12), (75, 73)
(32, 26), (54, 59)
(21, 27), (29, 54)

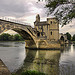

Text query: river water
(0, 41), (25, 72)
(0, 41), (75, 75)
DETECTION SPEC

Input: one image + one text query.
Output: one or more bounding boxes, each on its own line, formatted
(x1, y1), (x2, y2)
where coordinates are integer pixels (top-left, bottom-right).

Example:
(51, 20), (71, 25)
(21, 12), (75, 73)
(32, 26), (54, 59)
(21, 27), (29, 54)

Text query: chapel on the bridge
(34, 14), (59, 41)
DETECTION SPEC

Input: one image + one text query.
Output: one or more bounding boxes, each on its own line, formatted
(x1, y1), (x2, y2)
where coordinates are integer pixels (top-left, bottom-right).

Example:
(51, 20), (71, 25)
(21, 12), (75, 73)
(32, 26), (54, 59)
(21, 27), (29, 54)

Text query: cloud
(0, 0), (75, 35)
(60, 19), (75, 36)
(0, 0), (31, 17)
(0, 0), (47, 25)
(0, 0), (46, 18)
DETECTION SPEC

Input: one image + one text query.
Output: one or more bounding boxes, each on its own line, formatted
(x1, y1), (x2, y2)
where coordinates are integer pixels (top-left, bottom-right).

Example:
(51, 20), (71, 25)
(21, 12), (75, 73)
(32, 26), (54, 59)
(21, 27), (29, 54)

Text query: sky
(0, 0), (75, 35)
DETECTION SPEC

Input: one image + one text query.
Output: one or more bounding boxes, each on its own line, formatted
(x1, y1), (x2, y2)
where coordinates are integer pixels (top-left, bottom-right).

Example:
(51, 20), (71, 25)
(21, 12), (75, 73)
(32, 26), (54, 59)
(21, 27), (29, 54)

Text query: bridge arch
(12, 28), (37, 48)
(0, 19), (37, 49)
(60, 36), (64, 41)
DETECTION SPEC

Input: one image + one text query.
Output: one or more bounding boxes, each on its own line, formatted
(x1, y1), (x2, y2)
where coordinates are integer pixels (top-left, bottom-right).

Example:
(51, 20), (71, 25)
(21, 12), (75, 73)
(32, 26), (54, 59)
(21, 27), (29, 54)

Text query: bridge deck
(0, 19), (30, 26)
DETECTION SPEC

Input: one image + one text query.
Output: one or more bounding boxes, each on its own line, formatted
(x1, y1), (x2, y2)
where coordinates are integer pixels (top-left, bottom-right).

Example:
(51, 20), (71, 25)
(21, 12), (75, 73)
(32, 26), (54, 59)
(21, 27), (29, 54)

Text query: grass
(72, 41), (75, 44)
(12, 70), (46, 75)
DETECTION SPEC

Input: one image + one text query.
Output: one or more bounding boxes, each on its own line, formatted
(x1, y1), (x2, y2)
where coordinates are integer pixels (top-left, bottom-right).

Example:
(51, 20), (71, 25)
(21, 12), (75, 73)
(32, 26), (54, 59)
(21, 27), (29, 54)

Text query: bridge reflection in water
(16, 49), (61, 75)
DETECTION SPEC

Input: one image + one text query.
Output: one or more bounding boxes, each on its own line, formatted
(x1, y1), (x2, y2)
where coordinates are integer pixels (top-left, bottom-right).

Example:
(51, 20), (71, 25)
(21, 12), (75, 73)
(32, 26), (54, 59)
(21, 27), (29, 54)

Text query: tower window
(51, 21), (52, 24)
(51, 32), (52, 35)
(37, 32), (40, 37)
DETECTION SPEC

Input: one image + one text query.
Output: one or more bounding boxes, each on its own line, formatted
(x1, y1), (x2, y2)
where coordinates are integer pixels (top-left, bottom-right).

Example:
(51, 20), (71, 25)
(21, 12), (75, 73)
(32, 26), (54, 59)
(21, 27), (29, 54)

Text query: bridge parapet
(0, 17), (30, 26)
(0, 19), (37, 37)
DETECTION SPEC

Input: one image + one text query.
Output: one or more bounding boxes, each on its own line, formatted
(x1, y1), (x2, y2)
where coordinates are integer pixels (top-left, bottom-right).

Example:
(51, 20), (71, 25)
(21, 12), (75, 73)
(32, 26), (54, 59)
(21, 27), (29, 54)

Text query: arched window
(51, 21), (52, 24)
(37, 31), (40, 37)
(51, 32), (52, 35)
(60, 36), (64, 41)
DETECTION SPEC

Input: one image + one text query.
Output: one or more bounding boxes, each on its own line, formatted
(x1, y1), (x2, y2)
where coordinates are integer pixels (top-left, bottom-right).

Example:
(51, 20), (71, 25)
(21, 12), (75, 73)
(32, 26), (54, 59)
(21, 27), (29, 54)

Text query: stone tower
(36, 14), (40, 22)
(47, 17), (59, 41)
(34, 14), (59, 42)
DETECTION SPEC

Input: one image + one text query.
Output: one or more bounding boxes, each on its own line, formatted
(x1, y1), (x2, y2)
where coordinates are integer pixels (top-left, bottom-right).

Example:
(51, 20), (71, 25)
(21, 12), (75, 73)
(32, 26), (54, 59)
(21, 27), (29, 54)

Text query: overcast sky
(0, 0), (75, 35)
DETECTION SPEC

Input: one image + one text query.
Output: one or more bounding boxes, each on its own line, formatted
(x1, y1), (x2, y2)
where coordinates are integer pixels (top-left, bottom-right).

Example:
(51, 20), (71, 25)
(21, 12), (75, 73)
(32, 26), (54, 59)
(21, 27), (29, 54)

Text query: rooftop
(35, 21), (49, 26)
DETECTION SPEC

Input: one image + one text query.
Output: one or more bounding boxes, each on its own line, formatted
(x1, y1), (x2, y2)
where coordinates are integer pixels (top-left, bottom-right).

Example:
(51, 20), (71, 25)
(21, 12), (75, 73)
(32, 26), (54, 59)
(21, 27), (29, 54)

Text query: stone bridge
(0, 19), (38, 49)
(0, 15), (61, 49)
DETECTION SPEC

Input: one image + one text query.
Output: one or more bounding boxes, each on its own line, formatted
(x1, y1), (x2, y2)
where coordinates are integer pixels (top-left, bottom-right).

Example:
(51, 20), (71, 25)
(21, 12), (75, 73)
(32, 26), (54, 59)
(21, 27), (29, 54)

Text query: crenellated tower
(47, 17), (59, 41)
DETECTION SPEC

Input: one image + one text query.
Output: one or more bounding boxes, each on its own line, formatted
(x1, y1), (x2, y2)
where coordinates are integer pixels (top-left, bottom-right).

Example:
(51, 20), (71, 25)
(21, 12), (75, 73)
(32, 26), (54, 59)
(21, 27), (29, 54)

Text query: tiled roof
(35, 21), (49, 26)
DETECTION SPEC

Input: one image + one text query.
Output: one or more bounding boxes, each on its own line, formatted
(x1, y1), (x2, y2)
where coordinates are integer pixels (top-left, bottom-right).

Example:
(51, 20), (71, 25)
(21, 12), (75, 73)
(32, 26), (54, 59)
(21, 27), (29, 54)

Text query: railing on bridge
(0, 17), (37, 37)
(0, 17), (31, 26)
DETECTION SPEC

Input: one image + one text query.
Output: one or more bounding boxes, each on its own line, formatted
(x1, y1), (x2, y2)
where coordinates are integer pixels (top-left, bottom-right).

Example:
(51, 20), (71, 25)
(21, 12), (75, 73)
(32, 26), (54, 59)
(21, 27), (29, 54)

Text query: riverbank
(0, 59), (11, 75)
(0, 59), (46, 75)
(0, 41), (25, 42)
(12, 70), (46, 75)
(72, 41), (75, 43)
(0, 33), (24, 41)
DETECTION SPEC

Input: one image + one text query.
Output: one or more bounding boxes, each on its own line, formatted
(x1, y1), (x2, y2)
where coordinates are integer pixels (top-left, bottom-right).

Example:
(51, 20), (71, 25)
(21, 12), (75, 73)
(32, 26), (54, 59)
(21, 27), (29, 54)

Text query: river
(0, 41), (75, 75)
(0, 41), (25, 72)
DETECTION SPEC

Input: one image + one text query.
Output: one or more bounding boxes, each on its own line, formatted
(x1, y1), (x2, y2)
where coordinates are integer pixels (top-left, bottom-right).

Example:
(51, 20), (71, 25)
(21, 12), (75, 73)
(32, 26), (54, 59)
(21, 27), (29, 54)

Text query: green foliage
(67, 10), (75, 19)
(45, 0), (67, 12)
(65, 32), (71, 41)
(46, 1), (58, 9)
(21, 70), (46, 75)
(12, 70), (46, 75)
(14, 34), (21, 41)
(72, 34), (75, 41)
(38, 0), (75, 26)
(0, 33), (11, 41)
(0, 33), (24, 41)
(12, 74), (17, 75)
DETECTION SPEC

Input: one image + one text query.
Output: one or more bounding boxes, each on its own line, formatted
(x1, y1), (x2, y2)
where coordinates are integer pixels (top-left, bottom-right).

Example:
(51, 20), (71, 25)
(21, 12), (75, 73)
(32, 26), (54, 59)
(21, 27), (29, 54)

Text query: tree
(19, 35), (24, 41)
(38, 0), (75, 26)
(0, 33), (24, 41)
(13, 34), (20, 41)
(0, 33), (11, 41)
(65, 32), (71, 41)
(8, 35), (14, 41)
(72, 34), (75, 41)
(13, 34), (24, 41)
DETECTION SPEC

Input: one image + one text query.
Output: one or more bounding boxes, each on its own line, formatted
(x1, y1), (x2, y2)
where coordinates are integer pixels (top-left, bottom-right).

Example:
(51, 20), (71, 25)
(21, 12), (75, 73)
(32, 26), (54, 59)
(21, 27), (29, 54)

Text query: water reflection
(59, 44), (75, 75)
(0, 42), (25, 72)
(1, 42), (75, 75)
(17, 50), (61, 75)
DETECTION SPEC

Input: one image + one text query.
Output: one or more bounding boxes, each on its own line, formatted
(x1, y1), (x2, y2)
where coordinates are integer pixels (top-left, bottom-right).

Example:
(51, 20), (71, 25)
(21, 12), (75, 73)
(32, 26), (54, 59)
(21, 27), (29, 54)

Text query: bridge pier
(25, 40), (61, 50)
(25, 40), (37, 49)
